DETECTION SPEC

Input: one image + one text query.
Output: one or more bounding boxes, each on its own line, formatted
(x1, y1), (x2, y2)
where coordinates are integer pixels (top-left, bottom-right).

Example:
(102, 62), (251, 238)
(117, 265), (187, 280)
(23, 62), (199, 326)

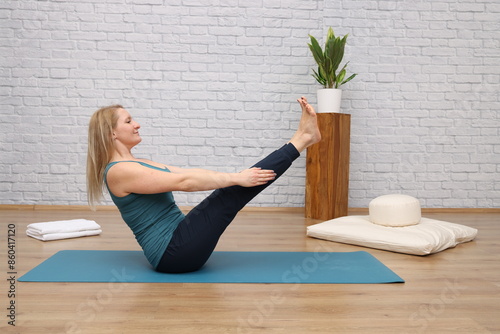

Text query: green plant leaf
(340, 73), (357, 86)
(312, 68), (327, 87)
(336, 69), (346, 88)
(338, 62), (348, 77)
(326, 27), (335, 42)
(332, 38), (346, 72)
(308, 36), (325, 67)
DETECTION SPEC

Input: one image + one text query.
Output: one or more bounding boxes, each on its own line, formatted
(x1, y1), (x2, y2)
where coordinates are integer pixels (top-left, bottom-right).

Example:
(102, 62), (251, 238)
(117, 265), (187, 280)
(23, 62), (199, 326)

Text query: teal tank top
(104, 161), (186, 269)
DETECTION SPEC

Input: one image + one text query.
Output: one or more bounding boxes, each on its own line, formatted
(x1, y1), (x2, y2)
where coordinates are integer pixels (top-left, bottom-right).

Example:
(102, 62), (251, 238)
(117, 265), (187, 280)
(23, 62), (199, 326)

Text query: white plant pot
(317, 88), (342, 113)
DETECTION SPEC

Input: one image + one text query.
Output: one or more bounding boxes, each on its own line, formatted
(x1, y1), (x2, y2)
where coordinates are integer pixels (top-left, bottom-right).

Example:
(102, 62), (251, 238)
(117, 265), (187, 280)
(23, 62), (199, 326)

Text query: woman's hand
(237, 167), (276, 187)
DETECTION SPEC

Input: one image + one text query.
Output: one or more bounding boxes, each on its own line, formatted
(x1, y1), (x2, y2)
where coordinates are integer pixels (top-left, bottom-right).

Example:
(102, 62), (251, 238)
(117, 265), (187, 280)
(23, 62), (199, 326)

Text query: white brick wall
(1, 0), (498, 208)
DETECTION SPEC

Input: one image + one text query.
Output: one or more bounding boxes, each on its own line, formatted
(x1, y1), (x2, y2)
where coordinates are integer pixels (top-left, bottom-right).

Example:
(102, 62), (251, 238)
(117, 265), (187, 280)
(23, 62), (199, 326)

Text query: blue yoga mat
(19, 250), (404, 284)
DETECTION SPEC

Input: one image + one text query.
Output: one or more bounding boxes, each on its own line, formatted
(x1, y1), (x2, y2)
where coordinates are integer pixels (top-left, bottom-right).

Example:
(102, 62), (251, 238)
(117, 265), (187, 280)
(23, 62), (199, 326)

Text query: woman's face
(113, 108), (142, 148)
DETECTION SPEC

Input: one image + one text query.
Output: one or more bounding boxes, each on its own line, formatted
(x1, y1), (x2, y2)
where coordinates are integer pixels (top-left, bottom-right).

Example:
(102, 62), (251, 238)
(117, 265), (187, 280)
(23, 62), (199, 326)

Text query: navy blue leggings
(155, 143), (300, 273)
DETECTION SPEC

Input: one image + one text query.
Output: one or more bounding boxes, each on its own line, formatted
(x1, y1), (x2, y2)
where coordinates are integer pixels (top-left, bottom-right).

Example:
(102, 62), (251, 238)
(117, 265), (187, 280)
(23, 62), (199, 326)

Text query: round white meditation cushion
(368, 194), (421, 227)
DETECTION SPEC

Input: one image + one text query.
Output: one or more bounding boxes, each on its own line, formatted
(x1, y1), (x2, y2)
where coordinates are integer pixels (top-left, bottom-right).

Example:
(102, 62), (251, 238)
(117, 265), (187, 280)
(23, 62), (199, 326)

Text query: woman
(87, 97), (321, 273)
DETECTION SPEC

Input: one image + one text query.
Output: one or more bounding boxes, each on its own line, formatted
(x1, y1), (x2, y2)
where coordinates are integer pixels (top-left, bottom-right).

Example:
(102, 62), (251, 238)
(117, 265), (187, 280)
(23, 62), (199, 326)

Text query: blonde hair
(86, 105), (122, 209)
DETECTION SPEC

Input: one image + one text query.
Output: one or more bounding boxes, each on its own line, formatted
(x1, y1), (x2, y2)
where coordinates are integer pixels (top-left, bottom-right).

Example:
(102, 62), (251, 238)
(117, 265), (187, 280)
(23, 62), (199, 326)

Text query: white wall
(1, 0), (498, 208)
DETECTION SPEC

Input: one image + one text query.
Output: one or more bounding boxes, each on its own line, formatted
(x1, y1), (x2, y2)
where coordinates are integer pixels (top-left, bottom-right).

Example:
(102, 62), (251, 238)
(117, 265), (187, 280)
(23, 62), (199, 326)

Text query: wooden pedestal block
(305, 113), (351, 220)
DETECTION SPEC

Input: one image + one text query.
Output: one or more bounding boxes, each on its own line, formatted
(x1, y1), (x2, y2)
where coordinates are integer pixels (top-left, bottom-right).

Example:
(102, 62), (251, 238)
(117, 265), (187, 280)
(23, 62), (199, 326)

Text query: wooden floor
(1, 207), (499, 334)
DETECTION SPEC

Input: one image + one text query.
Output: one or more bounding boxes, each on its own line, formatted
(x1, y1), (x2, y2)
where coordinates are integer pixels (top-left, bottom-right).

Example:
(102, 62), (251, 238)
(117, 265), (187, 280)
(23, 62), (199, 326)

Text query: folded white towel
(26, 229), (102, 241)
(27, 219), (101, 235)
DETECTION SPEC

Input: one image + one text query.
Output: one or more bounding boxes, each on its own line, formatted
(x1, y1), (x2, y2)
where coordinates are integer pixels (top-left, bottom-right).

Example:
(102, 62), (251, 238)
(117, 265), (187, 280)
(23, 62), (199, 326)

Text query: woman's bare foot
(289, 96), (321, 153)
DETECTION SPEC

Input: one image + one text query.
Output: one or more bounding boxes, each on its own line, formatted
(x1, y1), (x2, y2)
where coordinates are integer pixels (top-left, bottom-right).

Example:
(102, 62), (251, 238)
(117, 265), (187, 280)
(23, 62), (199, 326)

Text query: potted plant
(308, 27), (357, 113)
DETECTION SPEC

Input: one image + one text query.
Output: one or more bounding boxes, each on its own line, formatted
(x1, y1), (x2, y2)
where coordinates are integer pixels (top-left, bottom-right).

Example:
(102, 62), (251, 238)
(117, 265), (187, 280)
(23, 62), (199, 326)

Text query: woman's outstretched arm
(164, 165), (225, 175)
(106, 162), (276, 197)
